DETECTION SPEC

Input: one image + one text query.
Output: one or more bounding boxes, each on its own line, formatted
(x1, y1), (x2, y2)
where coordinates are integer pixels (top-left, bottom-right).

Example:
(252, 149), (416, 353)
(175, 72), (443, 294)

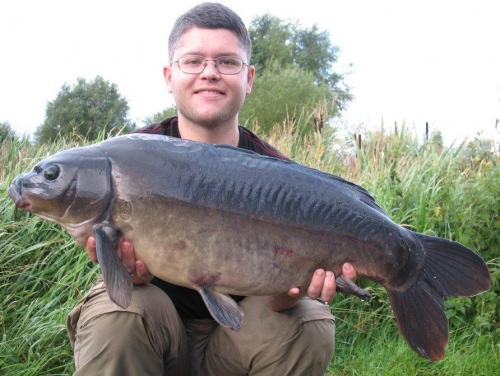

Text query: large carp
(9, 134), (490, 361)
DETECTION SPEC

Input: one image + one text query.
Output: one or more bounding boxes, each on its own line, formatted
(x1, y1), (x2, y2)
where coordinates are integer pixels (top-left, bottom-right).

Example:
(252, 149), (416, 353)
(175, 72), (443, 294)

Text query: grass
(0, 122), (498, 375)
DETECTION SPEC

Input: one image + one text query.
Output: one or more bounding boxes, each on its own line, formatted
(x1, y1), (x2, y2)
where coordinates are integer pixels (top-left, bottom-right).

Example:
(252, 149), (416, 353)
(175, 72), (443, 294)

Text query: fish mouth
(8, 180), (32, 211)
(14, 197), (32, 210)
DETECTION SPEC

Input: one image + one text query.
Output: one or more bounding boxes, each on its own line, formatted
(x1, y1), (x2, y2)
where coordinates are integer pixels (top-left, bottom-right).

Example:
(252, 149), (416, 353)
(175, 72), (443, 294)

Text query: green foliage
(248, 14), (351, 122)
(142, 105), (177, 126)
(240, 61), (334, 134)
(344, 132), (499, 374)
(290, 24), (342, 89)
(34, 76), (134, 144)
(0, 138), (98, 375)
(249, 14), (347, 93)
(249, 14), (294, 72)
(0, 122), (17, 143)
(1, 119), (498, 374)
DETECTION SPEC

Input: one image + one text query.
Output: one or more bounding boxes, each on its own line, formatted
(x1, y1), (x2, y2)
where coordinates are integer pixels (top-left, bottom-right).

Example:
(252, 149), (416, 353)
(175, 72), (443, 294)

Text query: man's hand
(86, 236), (153, 285)
(264, 263), (357, 312)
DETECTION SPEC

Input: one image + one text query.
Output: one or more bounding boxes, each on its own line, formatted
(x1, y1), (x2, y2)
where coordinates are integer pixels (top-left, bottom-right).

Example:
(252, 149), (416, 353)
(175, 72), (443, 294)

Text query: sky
(1, 0), (499, 146)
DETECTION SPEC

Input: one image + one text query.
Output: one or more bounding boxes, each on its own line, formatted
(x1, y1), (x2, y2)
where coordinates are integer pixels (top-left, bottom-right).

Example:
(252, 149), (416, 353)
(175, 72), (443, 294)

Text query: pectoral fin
(94, 223), (133, 308)
(198, 287), (244, 330)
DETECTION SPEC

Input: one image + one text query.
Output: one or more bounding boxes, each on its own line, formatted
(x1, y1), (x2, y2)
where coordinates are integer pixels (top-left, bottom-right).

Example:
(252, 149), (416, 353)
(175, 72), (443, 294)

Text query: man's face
(164, 27), (255, 128)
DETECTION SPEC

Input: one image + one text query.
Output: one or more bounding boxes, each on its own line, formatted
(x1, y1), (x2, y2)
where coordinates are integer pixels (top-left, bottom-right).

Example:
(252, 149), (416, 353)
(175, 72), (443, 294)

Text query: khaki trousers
(67, 279), (335, 376)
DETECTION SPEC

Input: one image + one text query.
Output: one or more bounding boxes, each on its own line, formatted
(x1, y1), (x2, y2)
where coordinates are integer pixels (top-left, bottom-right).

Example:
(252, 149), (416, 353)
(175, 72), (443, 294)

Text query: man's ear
(246, 65), (255, 95)
(163, 65), (173, 93)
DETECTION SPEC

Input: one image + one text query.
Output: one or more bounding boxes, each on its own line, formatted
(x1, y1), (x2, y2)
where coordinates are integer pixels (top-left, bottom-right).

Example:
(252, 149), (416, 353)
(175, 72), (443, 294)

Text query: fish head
(9, 147), (113, 245)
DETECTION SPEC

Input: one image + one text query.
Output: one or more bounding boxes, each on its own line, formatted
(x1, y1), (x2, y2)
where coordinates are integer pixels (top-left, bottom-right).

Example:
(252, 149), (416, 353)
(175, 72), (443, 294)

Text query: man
(67, 3), (357, 375)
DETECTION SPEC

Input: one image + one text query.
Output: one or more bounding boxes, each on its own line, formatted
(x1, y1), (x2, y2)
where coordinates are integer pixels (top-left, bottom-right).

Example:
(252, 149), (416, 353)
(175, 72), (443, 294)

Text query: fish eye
(44, 165), (61, 181)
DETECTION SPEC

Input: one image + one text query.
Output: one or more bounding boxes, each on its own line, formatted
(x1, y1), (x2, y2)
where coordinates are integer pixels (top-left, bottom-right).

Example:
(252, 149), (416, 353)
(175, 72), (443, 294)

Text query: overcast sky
(1, 0), (499, 145)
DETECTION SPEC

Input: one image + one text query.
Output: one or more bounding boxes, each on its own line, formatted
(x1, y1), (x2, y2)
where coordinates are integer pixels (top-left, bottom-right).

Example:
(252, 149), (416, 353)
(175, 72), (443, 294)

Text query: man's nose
(200, 60), (220, 77)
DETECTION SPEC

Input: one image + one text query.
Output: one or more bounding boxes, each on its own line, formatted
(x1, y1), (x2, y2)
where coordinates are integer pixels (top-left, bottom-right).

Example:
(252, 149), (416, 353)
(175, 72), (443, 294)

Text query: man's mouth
(195, 89), (224, 95)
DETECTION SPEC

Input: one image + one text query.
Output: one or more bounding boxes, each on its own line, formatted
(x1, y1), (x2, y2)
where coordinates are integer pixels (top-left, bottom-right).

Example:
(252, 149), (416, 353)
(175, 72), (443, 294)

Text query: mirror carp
(9, 133), (491, 361)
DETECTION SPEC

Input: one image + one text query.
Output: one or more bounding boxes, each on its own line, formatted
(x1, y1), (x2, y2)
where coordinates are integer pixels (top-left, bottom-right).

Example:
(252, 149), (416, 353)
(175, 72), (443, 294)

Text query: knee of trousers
(202, 297), (336, 375)
(67, 281), (184, 349)
(292, 298), (336, 357)
(300, 318), (336, 355)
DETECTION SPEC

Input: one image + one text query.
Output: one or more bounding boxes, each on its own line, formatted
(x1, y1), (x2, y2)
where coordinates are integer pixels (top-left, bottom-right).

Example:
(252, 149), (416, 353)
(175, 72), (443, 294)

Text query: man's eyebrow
(179, 51), (244, 58)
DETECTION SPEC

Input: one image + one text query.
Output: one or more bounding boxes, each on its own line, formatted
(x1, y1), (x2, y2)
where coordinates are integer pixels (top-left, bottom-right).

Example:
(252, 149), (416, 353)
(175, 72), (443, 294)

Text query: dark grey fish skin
(9, 133), (491, 361)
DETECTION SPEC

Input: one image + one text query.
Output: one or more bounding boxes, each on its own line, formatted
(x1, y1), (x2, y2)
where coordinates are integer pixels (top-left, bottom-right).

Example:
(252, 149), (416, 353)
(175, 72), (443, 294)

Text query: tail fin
(388, 233), (491, 361)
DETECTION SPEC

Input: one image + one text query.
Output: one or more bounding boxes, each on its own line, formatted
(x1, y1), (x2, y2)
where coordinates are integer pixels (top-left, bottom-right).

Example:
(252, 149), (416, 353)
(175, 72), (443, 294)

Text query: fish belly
(115, 196), (405, 295)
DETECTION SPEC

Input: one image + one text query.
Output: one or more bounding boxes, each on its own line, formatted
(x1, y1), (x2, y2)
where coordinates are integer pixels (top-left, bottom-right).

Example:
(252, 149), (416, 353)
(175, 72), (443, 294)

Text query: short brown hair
(168, 2), (252, 63)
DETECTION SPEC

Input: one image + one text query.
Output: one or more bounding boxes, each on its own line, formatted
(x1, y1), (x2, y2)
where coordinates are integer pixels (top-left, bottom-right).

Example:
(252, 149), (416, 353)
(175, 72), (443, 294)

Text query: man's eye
(185, 58), (203, 65)
(218, 58), (238, 66)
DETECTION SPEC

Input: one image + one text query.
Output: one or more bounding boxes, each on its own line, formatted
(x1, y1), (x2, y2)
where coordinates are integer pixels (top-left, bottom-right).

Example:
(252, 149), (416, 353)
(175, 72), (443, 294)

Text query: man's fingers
(342, 263), (357, 281)
(87, 235), (152, 285)
(131, 260), (154, 285)
(307, 269), (337, 303)
(307, 269), (325, 299)
(320, 271), (335, 302)
(135, 260), (151, 279)
(86, 237), (98, 263)
(287, 287), (301, 297)
(120, 240), (136, 274)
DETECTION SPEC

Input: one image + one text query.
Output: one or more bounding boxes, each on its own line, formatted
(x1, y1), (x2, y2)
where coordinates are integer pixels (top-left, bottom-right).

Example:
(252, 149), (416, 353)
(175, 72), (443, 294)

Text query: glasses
(172, 55), (248, 75)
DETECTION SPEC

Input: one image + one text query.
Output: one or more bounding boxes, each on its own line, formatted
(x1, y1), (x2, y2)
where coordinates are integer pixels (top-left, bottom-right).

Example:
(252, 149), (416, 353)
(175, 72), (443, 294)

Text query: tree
(142, 105), (177, 126)
(0, 121), (16, 143)
(249, 14), (351, 109)
(240, 61), (331, 134)
(244, 15), (351, 135)
(35, 76), (134, 143)
(249, 15), (294, 74)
